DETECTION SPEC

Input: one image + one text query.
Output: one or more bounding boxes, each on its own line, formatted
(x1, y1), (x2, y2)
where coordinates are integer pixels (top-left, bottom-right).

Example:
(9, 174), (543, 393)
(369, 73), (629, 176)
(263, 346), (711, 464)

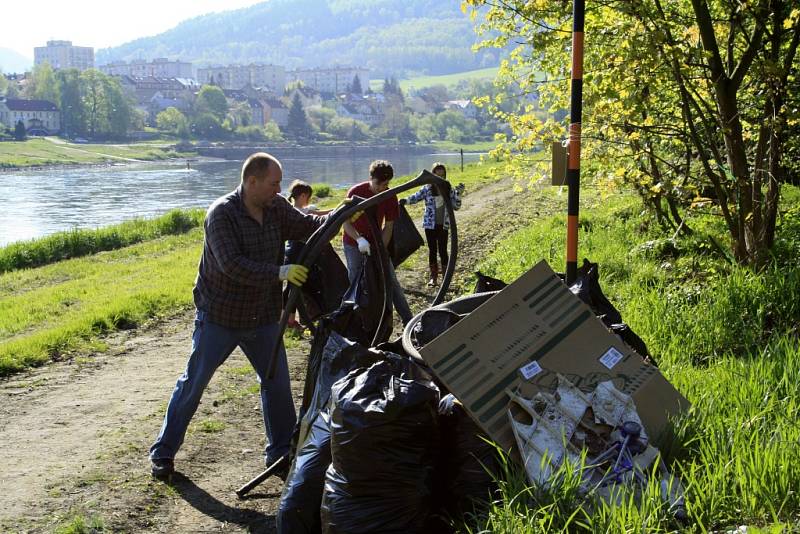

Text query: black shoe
(151, 458), (174, 481)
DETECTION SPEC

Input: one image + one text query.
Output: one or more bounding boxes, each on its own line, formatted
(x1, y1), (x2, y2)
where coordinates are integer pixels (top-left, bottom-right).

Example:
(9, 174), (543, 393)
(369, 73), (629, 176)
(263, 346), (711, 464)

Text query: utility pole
(566, 0), (585, 284)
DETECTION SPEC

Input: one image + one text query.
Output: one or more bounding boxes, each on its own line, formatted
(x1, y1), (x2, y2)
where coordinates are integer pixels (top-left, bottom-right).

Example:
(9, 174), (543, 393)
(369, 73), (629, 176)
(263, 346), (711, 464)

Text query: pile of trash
(274, 258), (688, 532)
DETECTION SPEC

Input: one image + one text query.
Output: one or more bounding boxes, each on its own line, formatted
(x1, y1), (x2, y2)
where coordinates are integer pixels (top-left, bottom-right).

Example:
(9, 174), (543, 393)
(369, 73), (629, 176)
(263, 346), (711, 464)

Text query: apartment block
(34, 40), (94, 71)
(196, 64), (286, 93)
(288, 67), (370, 95)
(100, 58), (193, 79)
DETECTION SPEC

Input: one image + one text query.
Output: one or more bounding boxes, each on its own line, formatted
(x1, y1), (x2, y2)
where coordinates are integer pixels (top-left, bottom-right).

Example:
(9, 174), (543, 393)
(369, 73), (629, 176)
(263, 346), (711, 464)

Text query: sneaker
(151, 458), (174, 481)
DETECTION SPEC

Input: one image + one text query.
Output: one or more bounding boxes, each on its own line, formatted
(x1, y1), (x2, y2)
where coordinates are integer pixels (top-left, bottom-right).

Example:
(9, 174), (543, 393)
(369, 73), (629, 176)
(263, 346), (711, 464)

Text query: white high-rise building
(34, 40), (94, 71)
(288, 67), (370, 95)
(100, 58), (193, 79)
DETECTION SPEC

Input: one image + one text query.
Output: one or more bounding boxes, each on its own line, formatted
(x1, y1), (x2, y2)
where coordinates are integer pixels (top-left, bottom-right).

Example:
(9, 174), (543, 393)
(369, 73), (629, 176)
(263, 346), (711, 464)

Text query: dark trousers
(425, 226), (448, 268)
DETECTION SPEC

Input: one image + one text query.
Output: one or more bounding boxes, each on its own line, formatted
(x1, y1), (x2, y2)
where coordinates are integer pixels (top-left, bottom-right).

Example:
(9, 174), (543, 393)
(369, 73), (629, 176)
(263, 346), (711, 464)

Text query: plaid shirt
(193, 186), (325, 328)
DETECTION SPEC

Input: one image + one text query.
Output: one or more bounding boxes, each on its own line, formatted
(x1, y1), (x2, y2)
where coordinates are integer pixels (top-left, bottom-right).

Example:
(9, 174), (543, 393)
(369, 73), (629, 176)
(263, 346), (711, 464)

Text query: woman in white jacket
(401, 163), (463, 286)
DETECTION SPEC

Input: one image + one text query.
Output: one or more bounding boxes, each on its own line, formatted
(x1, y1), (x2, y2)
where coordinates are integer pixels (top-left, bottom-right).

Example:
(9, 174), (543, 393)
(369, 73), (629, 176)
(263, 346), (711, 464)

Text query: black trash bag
(301, 243), (350, 321)
(411, 308), (462, 347)
(473, 271), (508, 293)
(568, 259), (653, 362)
(334, 254), (392, 346)
(321, 355), (441, 534)
(434, 394), (499, 521)
(388, 204), (424, 267)
(278, 332), (382, 534)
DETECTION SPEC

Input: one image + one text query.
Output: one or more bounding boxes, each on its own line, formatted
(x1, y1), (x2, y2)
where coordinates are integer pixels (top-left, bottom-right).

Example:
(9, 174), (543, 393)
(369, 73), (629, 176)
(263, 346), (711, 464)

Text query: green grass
(0, 208), (205, 273)
(54, 513), (105, 534)
(369, 67), (500, 92)
(0, 137), (194, 168)
(470, 187), (800, 532)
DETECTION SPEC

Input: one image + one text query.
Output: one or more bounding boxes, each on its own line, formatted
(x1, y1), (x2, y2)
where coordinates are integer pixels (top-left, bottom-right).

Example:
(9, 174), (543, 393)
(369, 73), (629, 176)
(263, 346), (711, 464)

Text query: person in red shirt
(342, 160), (413, 325)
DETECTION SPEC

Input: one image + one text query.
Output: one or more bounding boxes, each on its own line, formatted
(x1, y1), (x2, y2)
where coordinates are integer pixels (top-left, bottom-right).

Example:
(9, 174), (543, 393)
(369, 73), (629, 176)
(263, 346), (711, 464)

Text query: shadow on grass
(170, 472), (277, 533)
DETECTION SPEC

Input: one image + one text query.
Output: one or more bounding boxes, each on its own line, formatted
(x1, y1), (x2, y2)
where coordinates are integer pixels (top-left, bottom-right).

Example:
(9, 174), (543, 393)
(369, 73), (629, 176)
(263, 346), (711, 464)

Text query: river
(0, 150), (482, 246)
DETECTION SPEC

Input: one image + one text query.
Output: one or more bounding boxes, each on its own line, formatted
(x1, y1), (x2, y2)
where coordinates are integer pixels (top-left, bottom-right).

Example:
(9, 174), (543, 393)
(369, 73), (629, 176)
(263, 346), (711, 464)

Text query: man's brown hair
(368, 160), (394, 182)
(241, 152), (281, 183)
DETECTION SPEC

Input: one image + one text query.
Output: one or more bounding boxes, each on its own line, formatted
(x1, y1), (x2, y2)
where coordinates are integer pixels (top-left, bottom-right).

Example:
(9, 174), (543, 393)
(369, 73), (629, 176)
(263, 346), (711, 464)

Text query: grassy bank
(470, 189), (800, 532)
(0, 209), (205, 274)
(0, 138), (194, 169)
(0, 161), (500, 377)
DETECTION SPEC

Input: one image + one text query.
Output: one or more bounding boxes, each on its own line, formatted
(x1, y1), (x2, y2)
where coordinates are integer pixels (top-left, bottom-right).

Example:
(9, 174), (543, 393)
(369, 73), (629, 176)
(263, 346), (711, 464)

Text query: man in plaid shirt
(150, 152), (325, 480)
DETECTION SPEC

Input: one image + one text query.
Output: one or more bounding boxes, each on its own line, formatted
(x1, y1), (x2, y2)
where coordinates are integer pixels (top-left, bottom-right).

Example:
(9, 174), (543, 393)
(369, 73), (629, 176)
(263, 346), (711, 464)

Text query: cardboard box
(419, 260), (689, 453)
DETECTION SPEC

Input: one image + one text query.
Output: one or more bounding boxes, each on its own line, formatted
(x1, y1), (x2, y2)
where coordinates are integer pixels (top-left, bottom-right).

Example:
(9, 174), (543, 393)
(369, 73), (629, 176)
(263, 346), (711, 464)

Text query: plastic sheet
(388, 204), (425, 267)
(322, 355), (440, 534)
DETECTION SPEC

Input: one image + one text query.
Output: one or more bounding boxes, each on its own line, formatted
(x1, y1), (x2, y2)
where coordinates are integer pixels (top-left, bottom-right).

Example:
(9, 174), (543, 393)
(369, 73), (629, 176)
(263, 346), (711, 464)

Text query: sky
(2, 0), (264, 60)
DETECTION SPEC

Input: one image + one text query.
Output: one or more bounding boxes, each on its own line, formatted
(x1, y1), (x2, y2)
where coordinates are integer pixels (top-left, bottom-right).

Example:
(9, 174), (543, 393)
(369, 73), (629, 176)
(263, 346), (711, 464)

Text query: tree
(195, 85), (229, 122)
(286, 92), (311, 138)
(14, 120), (26, 141)
(31, 62), (59, 104)
(156, 107), (190, 137)
(308, 107), (336, 132)
(192, 112), (226, 139)
(328, 117), (369, 141)
(56, 69), (86, 138)
(350, 74), (363, 95)
(466, 0), (800, 267)
(102, 76), (133, 138)
(80, 69), (106, 138)
(0, 72), (8, 96)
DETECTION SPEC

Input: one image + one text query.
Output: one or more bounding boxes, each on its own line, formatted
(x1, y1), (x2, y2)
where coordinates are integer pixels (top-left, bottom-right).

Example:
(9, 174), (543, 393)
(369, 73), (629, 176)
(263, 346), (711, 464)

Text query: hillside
(96, 0), (499, 77)
(0, 48), (32, 74)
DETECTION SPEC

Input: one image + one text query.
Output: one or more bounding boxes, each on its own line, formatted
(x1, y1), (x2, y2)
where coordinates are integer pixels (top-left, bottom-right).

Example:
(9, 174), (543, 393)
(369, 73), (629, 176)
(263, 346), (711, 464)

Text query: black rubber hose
(267, 169), (459, 377)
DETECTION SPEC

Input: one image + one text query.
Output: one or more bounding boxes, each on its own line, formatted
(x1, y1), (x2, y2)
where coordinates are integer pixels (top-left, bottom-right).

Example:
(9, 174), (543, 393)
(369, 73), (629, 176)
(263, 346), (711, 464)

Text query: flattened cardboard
(419, 260), (689, 454)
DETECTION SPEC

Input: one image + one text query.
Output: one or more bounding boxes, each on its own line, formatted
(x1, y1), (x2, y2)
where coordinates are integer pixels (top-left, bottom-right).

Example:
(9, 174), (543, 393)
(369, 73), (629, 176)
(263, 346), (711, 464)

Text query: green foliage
(30, 62), (59, 104)
(327, 117), (370, 141)
(0, 209), (204, 274)
(195, 85), (229, 122)
(466, 0), (800, 267)
(191, 112), (225, 139)
(287, 93), (311, 138)
(156, 107), (190, 137)
(54, 513), (105, 534)
(312, 184), (332, 198)
(13, 120), (26, 141)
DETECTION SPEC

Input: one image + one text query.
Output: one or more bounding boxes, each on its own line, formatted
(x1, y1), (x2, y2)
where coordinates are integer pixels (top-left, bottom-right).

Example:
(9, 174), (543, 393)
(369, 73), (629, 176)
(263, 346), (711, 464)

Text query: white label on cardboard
(599, 347), (624, 369)
(519, 360), (543, 380)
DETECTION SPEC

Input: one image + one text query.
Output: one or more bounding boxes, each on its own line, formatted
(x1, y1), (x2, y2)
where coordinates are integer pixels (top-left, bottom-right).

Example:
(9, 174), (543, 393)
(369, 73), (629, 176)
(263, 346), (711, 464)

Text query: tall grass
(0, 208), (204, 274)
(0, 230), (203, 376)
(473, 187), (800, 531)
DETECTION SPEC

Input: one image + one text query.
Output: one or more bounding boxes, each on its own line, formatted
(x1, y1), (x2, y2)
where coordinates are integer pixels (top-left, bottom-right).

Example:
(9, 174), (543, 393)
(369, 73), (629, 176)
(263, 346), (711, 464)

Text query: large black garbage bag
(278, 332), (382, 534)
(334, 255), (392, 346)
(435, 394), (499, 520)
(473, 271), (508, 293)
(301, 243), (350, 321)
(321, 355), (441, 534)
(388, 204), (424, 267)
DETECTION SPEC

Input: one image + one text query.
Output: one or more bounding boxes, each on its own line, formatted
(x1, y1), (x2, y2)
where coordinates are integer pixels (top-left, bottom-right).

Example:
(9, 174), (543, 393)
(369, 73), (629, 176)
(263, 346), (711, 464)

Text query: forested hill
(96, 0), (499, 76)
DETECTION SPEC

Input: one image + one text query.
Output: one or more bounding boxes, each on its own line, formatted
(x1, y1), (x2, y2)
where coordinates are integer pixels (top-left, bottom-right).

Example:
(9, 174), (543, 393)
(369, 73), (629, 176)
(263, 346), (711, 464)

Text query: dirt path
(0, 176), (556, 533)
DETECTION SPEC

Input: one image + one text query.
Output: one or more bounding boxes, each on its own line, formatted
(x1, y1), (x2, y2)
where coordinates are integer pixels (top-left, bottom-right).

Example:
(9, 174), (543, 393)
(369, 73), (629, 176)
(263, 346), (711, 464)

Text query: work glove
(456, 183), (465, 193)
(356, 236), (371, 256)
(279, 264), (309, 287)
(399, 198), (407, 206)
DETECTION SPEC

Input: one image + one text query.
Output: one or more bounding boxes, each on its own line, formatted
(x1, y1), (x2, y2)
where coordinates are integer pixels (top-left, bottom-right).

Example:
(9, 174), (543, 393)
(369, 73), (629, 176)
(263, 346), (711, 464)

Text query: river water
(0, 151), (482, 246)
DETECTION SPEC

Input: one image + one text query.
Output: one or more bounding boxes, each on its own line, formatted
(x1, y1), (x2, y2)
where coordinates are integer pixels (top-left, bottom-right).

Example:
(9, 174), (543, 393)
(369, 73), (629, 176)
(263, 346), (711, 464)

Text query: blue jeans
(343, 244), (413, 325)
(150, 310), (296, 464)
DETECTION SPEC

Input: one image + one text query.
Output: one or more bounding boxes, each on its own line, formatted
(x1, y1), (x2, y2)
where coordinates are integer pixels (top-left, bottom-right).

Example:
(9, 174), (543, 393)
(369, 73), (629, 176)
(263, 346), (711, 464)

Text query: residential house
(0, 97), (61, 134)
(262, 97), (288, 128)
(335, 98), (384, 127)
(445, 100), (479, 120)
(285, 86), (322, 111)
(100, 58), (193, 79)
(197, 63), (286, 93)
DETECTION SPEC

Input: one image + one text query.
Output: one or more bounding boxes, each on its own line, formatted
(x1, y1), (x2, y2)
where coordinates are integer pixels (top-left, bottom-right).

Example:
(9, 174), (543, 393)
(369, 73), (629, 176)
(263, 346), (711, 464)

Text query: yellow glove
(279, 264), (309, 287)
(349, 210), (363, 223)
